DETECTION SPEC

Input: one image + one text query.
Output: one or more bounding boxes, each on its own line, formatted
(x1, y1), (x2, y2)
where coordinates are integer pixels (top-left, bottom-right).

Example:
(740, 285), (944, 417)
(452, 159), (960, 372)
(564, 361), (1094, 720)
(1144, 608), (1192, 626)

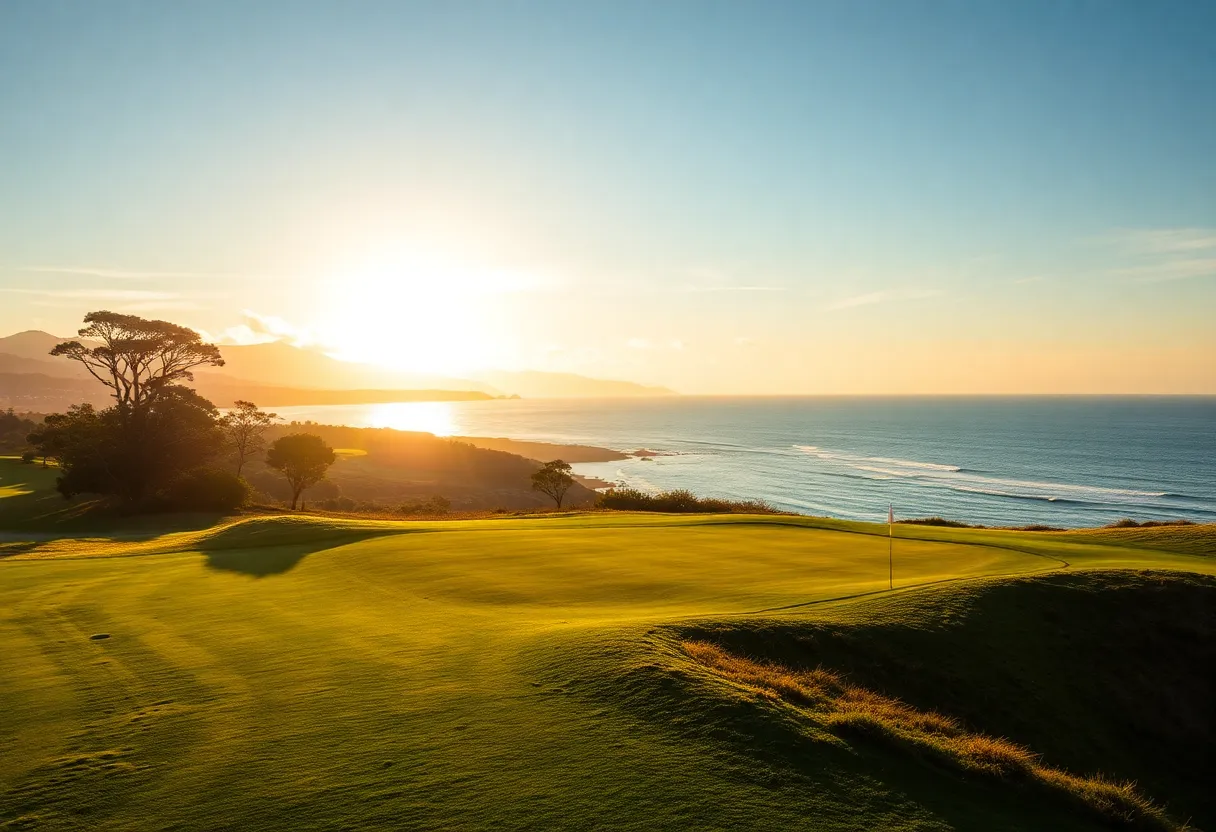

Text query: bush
(398, 495), (451, 515)
(596, 487), (777, 514)
(896, 517), (977, 528)
(163, 468), (251, 512)
(1105, 518), (1194, 529)
(20, 450), (36, 464)
(320, 496), (359, 512)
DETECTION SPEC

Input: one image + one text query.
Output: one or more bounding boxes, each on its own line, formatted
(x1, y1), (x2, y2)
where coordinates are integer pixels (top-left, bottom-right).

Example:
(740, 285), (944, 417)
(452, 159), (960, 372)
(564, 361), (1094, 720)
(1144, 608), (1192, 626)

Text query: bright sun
(319, 249), (527, 376)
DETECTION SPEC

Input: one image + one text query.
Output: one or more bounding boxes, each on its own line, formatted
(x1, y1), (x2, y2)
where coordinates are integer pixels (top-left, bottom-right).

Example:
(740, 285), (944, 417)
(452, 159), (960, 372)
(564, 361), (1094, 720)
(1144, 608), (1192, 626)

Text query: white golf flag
(888, 504), (894, 528)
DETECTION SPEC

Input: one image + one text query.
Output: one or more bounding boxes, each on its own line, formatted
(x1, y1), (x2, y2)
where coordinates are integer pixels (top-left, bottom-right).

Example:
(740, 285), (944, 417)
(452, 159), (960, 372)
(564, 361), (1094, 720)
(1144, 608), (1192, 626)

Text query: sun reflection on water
(366, 402), (459, 436)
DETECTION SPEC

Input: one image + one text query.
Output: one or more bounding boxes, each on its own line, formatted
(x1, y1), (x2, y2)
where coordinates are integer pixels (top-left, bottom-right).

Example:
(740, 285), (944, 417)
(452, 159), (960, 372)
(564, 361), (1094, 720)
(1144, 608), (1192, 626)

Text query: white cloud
(236, 310), (318, 346)
(199, 310), (321, 347)
(626, 337), (652, 350)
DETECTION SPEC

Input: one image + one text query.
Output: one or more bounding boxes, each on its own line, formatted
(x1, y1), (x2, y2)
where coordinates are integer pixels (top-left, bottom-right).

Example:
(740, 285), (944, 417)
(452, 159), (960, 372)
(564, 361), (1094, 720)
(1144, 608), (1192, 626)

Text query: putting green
(2, 501), (1213, 828)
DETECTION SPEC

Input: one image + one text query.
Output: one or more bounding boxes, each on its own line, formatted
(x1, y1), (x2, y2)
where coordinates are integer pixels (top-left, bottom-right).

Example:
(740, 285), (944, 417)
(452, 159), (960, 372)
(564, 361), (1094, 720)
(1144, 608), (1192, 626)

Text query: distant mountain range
(466, 370), (673, 399)
(0, 330), (676, 410)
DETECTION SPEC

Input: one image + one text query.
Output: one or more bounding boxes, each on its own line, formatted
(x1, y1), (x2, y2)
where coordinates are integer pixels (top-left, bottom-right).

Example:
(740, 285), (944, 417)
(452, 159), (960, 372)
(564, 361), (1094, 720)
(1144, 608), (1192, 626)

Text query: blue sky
(1, 0), (1213, 392)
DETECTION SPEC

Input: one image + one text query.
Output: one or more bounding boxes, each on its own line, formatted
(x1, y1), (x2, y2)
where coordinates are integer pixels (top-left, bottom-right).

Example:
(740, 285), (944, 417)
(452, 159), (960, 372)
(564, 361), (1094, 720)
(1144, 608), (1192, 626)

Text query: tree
(531, 459), (574, 508)
(164, 468), (251, 512)
(0, 408), (37, 455)
(28, 405), (101, 473)
(50, 311), (224, 414)
(219, 400), (278, 476)
(265, 433), (335, 510)
(36, 312), (228, 503)
(29, 388), (226, 501)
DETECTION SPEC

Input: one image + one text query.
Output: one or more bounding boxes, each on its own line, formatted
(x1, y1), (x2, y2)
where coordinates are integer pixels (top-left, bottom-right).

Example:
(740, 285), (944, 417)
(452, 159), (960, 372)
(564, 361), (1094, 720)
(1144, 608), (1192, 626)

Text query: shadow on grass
(199, 521), (408, 577)
(652, 572), (1216, 830)
(563, 640), (1109, 832)
(204, 544), (334, 577)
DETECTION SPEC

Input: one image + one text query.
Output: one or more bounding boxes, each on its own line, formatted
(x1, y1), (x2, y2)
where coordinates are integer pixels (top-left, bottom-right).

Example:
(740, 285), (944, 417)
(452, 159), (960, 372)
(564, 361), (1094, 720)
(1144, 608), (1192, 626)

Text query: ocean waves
(279, 398), (1216, 527)
(794, 445), (1170, 506)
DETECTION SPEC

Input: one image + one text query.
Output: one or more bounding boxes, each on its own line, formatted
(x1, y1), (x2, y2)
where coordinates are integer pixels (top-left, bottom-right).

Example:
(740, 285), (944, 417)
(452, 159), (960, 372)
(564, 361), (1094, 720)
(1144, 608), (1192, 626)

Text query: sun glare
(319, 248), (531, 376)
(366, 401), (459, 436)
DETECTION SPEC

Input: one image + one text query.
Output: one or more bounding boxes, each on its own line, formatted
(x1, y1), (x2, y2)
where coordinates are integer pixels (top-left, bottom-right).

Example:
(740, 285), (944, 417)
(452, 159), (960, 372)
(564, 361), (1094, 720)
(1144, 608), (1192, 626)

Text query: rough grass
(683, 641), (1175, 830)
(595, 487), (782, 514)
(1066, 523), (1216, 557)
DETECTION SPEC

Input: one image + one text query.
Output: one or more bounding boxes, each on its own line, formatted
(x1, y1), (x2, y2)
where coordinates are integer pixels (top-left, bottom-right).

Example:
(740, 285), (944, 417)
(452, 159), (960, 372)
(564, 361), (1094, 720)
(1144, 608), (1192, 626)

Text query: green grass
(2, 457), (1214, 830)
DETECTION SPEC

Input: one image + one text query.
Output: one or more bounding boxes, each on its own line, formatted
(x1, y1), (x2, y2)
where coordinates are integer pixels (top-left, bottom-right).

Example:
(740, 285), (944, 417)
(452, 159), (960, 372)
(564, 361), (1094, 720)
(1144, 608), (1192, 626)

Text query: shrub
(596, 487), (777, 514)
(896, 516), (977, 528)
(163, 468), (251, 512)
(320, 496), (359, 512)
(1105, 518), (1194, 529)
(398, 495), (451, 515)
(20, 450), (36, 464)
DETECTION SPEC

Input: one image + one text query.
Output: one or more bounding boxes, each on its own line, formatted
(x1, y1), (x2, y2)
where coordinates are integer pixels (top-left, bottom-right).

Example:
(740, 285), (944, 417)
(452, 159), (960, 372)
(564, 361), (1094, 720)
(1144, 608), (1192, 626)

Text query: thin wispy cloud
(2, 286), (205, 313)
(20, 266), (230, 280)
(826, 289), (942, 311)
(99, 300), (203, 313)
(1103, 228), (1216, 283)
(2, 288), (184, 301)
(1108, 228), (1216, 255)
(678, 285), (786, 293)
(625, 336), (686, 351)
(1116, 258), (1216, 283)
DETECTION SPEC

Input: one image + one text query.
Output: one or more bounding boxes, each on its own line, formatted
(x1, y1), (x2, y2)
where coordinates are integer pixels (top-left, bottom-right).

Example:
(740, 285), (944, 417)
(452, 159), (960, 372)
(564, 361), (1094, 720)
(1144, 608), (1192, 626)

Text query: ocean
(269, 397), (1216, 528)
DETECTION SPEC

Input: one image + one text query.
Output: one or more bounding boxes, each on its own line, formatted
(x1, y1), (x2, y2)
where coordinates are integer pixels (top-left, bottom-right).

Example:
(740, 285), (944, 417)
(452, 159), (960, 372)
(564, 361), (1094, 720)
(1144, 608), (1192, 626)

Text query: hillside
(0, 372), (104, 410)
(242, 424), (600, 511)
(470, 369), (675, 398)
(0, 330), (678, 403)
(195, 340), (496, 393)
(1, 467), (1213, 830)
(0, 331), (90, 363)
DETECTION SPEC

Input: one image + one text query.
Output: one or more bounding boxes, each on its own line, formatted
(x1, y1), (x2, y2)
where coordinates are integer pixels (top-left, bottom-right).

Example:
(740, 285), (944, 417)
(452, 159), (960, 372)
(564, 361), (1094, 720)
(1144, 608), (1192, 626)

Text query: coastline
(269, 398), (1216, 529)
(454, 435), (627, 464)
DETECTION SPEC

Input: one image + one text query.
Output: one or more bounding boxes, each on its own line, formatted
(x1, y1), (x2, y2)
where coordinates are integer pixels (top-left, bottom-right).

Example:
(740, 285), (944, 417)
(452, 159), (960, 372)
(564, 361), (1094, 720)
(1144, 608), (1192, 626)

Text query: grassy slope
(2, 459), (1214, 830)
(663, 571), (1213, 827)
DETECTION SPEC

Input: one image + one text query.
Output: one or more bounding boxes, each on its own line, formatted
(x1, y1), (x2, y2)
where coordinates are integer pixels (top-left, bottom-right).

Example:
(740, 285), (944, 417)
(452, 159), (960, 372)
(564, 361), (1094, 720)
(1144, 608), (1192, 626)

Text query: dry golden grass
(1066, 523), (1216, 557)
(682, 641), (1183, 830)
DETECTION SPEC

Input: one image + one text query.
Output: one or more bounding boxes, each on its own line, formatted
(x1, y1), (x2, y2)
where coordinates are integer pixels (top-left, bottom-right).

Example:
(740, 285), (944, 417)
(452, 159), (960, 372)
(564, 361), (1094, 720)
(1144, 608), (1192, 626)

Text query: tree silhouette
(531, 459), (574, 508)
(28, 389), (224, 501)
(220, 400), (278, 476)
(265, 433), (336, 510)
(51, 311), (224, 414)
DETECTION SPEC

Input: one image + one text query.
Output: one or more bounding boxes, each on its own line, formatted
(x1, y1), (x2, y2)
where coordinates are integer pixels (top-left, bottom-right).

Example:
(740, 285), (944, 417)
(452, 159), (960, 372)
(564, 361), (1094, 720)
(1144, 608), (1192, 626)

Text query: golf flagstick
(888, 503), (894, 590)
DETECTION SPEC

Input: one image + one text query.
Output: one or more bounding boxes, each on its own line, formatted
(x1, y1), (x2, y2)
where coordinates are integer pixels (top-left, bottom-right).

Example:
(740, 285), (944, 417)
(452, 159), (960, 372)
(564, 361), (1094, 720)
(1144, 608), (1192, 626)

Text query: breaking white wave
(794, 445), (1168, 503)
